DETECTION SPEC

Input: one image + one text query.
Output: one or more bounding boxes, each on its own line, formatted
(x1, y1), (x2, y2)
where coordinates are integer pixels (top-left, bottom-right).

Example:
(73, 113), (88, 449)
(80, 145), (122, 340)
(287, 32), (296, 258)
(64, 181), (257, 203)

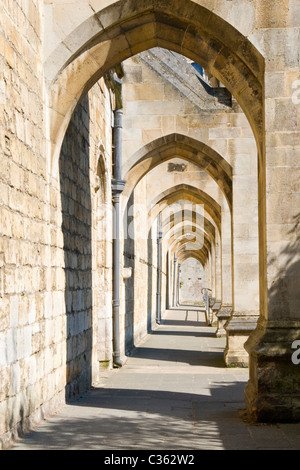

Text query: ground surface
(12, 309), (300, 451)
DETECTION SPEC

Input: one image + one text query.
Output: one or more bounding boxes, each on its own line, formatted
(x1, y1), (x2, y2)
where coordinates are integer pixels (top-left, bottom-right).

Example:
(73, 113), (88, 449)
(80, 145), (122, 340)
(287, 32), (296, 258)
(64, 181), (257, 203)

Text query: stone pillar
(216, 208), (232, 337)
(212, 230), (222, 326)
(210, 242), (216, 299)
(205, 253), (212, 294)
(224, 146), (260, 367)
(215, 230), (222, 302)
(245, 24), (300, 421)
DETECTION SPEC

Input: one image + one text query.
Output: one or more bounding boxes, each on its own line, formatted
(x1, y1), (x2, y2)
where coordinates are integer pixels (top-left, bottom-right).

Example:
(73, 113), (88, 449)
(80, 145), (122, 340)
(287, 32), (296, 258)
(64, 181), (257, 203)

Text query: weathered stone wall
(0, 0), (114, 444)
(179, 258), (205, 305)
(0, 0), (50, 448)
(59, 94), (93, 401)
(58, 78), (113, 400)
(0, 0), (299, 446)
(89, 79), (113, 373)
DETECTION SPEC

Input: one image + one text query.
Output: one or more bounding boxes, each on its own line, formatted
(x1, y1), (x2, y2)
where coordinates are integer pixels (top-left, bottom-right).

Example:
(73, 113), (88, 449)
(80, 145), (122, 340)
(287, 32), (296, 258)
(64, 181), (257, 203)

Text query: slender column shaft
(112, 108), (125, 368)
(156, 214), (162, 324)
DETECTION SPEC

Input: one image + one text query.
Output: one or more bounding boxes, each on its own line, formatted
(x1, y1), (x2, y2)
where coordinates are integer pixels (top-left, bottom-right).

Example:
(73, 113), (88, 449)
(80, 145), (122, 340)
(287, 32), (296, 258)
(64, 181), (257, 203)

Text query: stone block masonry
(0, 0), (54, 448)
(0, 0), (300, 450)
(0, 0), (114, 447)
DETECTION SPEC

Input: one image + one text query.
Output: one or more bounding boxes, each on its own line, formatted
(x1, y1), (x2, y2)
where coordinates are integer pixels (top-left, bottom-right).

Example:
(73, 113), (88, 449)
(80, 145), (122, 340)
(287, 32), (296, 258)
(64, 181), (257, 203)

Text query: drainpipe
(111, 78), (125, 368)
(177, 263), (181, 306)
(156, 213), (162, 324)
(172, 254), (177, 307)
(166, 249), (171, 310)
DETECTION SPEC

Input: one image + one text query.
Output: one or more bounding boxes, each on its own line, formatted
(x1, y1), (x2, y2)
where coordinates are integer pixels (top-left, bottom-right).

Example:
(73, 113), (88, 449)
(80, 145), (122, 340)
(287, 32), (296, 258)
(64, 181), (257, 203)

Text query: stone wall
(179, 258), (205, 305)
(0, 0), (299, 446)
(59, 78), (113, 400)
(0, 0), (50, 448)
(0, 0), (114, 443)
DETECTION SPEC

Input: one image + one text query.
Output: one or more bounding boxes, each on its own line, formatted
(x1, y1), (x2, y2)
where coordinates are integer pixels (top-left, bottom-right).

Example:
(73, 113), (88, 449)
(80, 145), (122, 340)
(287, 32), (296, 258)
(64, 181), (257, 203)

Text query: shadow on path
(128, 347), (225, 367)
(12, 310), (300, 450)
(12, 383), (248, 450)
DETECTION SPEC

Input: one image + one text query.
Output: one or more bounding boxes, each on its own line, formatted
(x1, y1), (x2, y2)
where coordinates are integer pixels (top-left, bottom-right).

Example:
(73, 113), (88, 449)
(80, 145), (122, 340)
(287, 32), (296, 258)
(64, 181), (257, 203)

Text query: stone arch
(162, 208), (216, 240)
(163, 211), (216, 245)
(176, 247), (208, 268)
(45, 0), (264, 172)
(169, 237), (211, 266)
(179, 251), (206, 265)
(167, 223), (212, 251)
(122, 133), (233, 208)
(148, 184), (222, 231)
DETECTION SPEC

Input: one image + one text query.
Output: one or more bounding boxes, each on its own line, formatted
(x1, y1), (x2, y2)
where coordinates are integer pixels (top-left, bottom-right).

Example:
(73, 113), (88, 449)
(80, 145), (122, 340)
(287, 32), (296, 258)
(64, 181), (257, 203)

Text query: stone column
(210, 242), (216, 299)
(224, 145), (260, 367)
(245, 23), (300, 421)
(212, 230), (222, 327)
(216, 207), (232, 337)
(205, 253), (212, 294)
(215, 229), (222, 302)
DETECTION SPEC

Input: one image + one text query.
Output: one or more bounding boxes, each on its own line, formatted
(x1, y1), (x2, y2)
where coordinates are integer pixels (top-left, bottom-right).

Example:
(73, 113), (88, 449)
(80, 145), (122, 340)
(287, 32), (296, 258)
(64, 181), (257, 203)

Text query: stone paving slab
(11, 309), (300, 451)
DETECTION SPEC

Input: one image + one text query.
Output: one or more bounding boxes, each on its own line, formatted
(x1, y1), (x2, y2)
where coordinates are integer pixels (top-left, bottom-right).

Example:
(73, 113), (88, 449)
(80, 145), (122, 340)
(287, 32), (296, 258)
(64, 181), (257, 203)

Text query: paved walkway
(12, 308), (300, 450)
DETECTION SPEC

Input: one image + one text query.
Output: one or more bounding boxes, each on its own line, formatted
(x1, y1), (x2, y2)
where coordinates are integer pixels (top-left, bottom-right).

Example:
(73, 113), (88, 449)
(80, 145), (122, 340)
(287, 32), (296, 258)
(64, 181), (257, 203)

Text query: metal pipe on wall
(156, 213), (162, 324)
(112, 106), (126, 368)
(166, 249), (171, 310)
(172, 254), (177, 307)
(177, 262), (181, 306)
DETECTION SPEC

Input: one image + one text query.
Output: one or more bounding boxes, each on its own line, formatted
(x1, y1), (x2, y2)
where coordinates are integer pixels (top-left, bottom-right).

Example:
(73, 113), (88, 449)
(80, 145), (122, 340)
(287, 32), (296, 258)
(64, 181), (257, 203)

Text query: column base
(216, 305), (232, 337)
(224, 313), (259, 367)
(245, 319), (300, 422)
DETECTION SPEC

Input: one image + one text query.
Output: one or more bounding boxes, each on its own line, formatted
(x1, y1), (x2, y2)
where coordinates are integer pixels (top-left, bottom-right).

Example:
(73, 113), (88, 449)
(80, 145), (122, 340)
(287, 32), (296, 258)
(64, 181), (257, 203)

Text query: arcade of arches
(0, 0), (300, 448)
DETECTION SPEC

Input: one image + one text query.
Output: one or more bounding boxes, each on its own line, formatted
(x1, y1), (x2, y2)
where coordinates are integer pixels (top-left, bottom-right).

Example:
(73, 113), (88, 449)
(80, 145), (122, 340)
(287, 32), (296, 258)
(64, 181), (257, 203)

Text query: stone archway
(45, 0), (264, 175)
(122, 133), (233, 208)
(43, 0), (300, 422)
(148, 183), (222, 231)
(45, 0), (265, 368)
